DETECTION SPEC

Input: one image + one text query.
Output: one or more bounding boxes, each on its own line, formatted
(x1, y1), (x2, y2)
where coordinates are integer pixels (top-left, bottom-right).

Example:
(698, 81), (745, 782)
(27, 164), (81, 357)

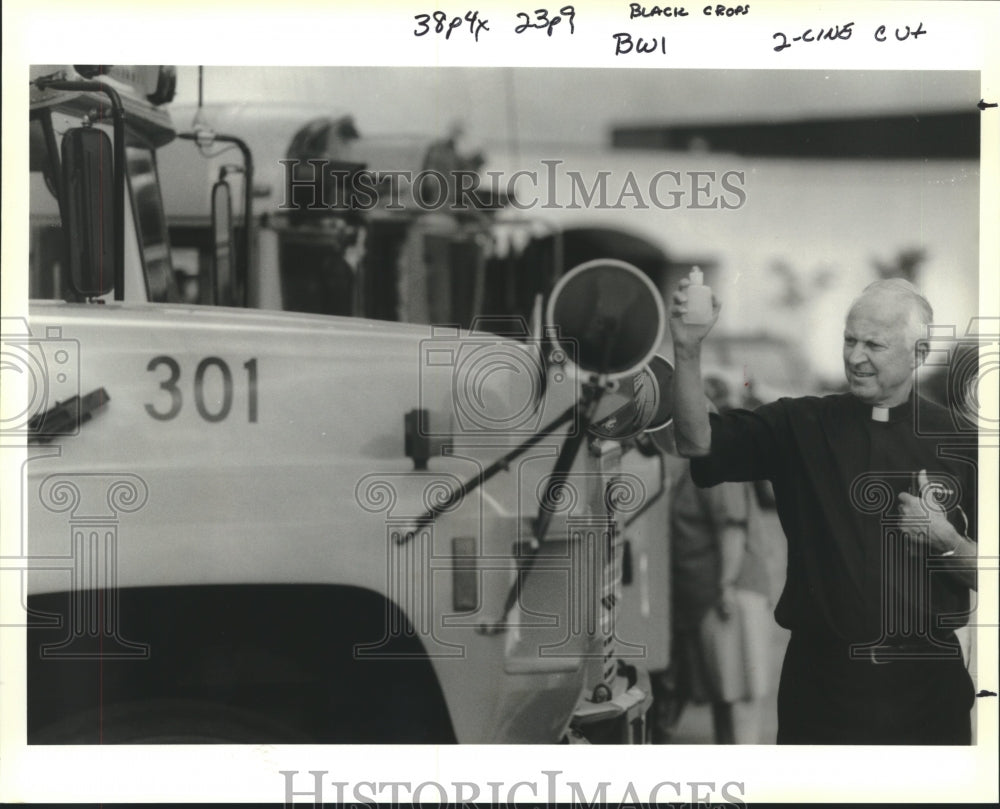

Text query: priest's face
(843, 295), (921, 407)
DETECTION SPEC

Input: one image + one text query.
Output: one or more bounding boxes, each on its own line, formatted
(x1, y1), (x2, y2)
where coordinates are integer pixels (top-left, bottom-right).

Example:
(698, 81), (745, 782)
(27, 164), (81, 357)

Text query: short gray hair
(855, 278), (934, 340)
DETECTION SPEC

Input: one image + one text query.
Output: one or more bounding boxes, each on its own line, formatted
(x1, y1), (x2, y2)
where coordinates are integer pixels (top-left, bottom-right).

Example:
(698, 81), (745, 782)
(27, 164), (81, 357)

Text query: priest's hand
(898, 470), (978, 591)
(897, 469), (967, 556)
(668, 277), (722, 354)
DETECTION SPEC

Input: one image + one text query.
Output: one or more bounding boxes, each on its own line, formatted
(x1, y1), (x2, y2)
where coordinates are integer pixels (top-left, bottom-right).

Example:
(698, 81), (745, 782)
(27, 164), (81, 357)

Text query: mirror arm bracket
(178, 132), (255, 307)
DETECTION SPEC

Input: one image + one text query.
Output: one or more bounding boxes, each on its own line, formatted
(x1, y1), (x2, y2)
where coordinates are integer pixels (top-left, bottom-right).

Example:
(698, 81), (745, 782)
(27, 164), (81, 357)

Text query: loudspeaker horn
(546, 259), (665, 382)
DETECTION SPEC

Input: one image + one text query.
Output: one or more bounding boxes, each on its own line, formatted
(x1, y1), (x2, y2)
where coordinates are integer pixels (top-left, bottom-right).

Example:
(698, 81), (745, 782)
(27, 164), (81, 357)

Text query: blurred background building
(174, 66), (979, 397)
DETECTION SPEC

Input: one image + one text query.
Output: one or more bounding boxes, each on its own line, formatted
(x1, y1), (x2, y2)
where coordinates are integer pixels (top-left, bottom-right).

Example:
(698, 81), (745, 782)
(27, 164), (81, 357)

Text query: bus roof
(30, 65), (176, 147)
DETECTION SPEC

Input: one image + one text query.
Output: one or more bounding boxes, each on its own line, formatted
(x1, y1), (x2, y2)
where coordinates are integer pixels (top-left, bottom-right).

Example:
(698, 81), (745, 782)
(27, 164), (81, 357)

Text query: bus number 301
(145, 356), (258, 423)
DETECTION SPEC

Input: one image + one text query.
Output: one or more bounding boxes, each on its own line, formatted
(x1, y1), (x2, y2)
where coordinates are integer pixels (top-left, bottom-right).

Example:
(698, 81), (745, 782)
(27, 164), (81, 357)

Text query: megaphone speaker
(546, 259), (665, 380)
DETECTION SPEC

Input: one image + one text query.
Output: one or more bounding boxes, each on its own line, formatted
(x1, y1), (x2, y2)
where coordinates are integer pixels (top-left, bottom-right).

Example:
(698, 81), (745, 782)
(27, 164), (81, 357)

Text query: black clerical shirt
(690, 393), (976, 646)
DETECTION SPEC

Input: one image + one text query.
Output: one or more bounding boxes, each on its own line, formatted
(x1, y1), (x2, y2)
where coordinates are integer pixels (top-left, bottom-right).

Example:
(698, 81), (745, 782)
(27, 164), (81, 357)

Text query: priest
(667, 277), (978, 744)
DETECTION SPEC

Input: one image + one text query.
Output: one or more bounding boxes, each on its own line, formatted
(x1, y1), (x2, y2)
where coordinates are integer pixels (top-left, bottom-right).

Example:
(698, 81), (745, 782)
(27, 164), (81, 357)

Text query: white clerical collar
(871, 405), (890, 422)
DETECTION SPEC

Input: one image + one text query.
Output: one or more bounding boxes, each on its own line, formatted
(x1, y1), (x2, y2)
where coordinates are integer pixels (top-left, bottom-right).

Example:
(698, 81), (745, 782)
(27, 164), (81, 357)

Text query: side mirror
(589, 365), (659, 440)
(211, 178), (235, 305)
(61, 127), (115, 297)
(589, 354), (674, 440)
(641, 354), (675, 432)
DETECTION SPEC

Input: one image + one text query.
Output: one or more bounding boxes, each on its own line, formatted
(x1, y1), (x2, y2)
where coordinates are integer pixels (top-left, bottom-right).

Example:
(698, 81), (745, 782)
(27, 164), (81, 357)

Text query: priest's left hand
(897, 469), (962, 555)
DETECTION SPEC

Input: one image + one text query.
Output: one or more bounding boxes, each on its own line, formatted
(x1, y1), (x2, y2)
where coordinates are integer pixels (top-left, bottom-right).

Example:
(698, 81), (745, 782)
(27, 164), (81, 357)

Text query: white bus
(14, 66), (671, 744)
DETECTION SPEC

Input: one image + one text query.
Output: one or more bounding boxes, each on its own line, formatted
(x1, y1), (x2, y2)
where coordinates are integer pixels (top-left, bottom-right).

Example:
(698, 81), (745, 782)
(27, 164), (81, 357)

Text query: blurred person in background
(667, 277), (978, 744)
(651, 375), (773, 744)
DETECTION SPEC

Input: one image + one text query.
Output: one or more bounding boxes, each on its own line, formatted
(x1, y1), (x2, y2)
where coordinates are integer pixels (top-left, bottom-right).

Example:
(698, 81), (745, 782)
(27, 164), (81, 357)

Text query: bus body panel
(24, 301), (598, 742)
